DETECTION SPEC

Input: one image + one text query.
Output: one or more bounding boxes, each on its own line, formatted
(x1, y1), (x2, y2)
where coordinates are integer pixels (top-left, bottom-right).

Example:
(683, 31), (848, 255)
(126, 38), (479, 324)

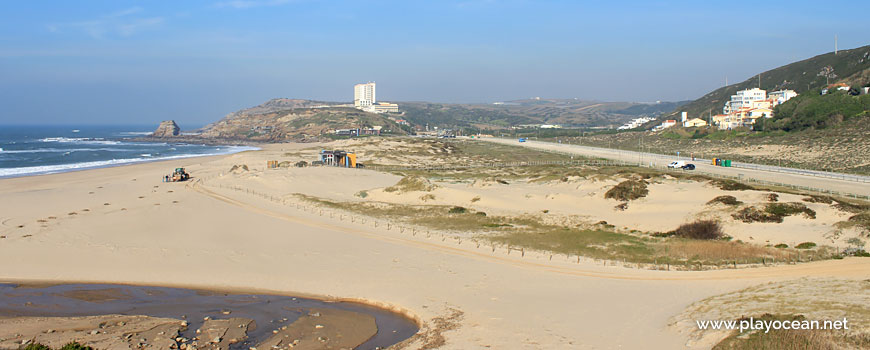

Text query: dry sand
(1, 142), (869, 349)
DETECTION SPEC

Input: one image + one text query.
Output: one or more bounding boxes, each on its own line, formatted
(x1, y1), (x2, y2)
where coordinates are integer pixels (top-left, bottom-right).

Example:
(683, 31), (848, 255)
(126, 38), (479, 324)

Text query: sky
(1, 1), (868, 126)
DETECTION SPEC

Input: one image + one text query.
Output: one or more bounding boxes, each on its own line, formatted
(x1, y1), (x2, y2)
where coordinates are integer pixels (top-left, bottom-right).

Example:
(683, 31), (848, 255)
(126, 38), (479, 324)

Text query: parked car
(667, 161), (686, 168)
(518, 138), (526, 142)
(682, 163), (696, 170)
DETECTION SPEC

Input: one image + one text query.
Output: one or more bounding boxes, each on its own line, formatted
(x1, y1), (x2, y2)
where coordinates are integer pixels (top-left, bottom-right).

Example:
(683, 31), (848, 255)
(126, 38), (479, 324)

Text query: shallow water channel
(0, 283), (418, 349)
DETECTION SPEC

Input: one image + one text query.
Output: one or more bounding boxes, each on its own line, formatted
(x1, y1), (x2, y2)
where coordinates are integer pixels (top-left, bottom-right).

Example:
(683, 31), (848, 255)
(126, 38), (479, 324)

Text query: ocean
(0, 125), (256, 178)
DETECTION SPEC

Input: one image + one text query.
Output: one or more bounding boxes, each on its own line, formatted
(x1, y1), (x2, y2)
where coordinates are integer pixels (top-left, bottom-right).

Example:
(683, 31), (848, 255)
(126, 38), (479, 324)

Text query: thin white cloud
(214, 0), (294, 9)
(46, 7), (162, 39)
(118, 17), (164, 36)
(105, 7), (143, 18)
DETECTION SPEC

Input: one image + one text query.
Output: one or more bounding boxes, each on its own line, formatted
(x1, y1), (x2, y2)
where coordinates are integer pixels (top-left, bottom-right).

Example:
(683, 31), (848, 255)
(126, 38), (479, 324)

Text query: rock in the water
(152, 120), (181, 137)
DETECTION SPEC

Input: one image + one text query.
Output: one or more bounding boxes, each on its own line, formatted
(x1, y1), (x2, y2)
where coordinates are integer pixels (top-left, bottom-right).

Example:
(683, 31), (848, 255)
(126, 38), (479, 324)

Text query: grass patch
(24, 342), (95, 350)
(384, 176), (438, 193)
(841, 213), (870, 233)
(707, 195), (743, 206)
(604, 179), (649, 201)
(712, 314), (853, 350)
(489, 226), (654, 261)
(294, 193), (829, 265)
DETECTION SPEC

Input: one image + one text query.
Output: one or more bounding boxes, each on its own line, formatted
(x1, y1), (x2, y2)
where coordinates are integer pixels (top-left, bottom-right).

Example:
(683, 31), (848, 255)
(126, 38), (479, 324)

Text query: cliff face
(152, 120), (181, 137)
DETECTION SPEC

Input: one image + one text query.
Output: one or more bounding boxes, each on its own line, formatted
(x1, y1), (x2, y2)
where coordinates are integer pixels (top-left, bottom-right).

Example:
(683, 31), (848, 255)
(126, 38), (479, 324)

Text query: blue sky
(1, 1), (868, 125)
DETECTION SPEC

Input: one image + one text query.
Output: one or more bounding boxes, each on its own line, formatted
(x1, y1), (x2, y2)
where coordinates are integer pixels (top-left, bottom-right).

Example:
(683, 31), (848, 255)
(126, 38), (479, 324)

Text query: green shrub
(774, 243), (788, 249)
(732, 207), (783, 223)
(24, 344), (52, 350)
(672, 220), (724, 240)
(707, 195), (743, 206)
(713, 180), (754, 191)
(795, 242), (817, 249)
(802, 195), (834, 204)
(604, 179), (649, 201)
(448, 206), (467, 214)
(765, 202), (816, 219)
(834, 200), (870, 213)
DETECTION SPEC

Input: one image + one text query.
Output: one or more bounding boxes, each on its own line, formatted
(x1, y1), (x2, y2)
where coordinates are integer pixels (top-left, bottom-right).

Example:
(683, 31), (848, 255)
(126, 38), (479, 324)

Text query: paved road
(481, 138), (870, 198)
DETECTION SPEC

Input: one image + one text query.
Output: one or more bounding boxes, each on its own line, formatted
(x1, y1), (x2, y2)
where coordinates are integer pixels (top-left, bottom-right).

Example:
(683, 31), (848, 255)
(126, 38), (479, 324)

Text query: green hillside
(671, 45), (870, 119)
(758, 90), (870, 131)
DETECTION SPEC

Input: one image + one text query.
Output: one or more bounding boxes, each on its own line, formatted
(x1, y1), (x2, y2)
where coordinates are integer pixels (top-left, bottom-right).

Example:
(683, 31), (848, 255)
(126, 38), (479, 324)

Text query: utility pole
(835, 34), (838, 55)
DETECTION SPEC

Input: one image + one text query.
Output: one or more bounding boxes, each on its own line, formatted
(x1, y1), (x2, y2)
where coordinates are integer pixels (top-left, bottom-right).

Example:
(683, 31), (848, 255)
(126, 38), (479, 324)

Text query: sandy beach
(2, 142), (869, 349)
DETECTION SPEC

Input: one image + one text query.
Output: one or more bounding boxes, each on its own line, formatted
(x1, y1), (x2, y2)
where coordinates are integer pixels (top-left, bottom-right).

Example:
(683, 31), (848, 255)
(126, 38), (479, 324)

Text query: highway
(481, 137), (870, 198)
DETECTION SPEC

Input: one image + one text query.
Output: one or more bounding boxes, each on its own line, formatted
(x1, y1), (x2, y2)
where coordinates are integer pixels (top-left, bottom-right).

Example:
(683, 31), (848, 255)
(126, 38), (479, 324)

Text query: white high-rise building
(354, 82), (376, 108)
(723, 88), (766, 114)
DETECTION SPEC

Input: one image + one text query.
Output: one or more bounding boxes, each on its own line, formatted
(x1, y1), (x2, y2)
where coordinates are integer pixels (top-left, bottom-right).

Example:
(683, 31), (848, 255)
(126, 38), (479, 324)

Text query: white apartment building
(354, 82), (376, 108)
(769, 89), (798, 105)
(617, 116), (655, 130)
(723, 88), (767, 114)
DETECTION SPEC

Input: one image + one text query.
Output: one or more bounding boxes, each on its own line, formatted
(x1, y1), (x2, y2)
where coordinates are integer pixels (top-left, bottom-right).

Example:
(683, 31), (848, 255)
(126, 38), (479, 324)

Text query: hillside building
(714, 88), (798, 130)
(353, 82), (399, 114)
(617, 116), (654, 130)
(354, 82), (376, 108)
(769, 89), (798, 105)
(652, 119), (677, 131)
(373, 102), (399, 113)
(683, 118), (707, 127)
(723, 88), (766, 115)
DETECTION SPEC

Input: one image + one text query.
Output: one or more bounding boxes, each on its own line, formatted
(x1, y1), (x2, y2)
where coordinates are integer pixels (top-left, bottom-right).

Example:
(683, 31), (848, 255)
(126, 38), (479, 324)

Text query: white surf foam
(0, 146), (258, 178)
(39, 137), (122, 145)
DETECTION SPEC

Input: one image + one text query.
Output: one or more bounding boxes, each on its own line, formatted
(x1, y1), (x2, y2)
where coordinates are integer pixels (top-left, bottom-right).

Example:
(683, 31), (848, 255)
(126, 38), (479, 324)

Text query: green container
(724, 159), (732, 167)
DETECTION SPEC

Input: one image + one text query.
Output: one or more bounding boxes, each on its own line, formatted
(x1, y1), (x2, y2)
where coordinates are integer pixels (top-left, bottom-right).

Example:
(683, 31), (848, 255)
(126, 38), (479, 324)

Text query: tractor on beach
(165, 168), (190, 182)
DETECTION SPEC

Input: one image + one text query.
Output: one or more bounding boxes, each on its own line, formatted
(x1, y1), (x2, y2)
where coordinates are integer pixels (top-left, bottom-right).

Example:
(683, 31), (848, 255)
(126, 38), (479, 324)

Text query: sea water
(0, 125), (256, 178)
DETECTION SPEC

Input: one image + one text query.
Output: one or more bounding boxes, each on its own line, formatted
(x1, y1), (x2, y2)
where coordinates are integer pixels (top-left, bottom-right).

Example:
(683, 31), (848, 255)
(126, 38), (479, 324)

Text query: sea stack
(152, 120), (181, 137)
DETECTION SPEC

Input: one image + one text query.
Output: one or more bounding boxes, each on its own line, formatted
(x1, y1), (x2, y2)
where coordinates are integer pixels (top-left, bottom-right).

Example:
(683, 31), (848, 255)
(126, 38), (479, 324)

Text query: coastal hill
(400, 99), (687, 129)
(669, 44), (870, 120)
(191, 97), (684, 142)
(198, 99), (407, 142)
